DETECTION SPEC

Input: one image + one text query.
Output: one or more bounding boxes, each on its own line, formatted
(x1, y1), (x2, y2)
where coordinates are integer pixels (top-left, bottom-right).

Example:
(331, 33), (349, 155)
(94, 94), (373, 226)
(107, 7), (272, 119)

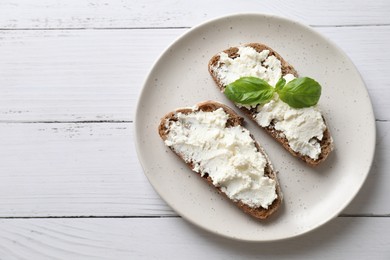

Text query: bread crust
(208, 43), (333, 166)
(158, 101), (282, 220)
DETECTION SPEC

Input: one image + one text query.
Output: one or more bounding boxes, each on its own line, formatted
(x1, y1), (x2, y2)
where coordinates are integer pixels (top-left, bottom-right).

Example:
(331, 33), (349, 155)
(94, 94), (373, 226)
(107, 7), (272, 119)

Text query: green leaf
(278, 77), (322, 108)
(275, 77), (286, 92)
(224, 77), (275, 105)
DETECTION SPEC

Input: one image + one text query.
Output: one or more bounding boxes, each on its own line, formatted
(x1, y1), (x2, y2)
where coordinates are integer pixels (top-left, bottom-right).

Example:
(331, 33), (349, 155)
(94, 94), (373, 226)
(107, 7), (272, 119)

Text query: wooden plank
(0, 122), (173, 217)
(0, 29), (183, 122)
(0, 121), (388, 217)
(0, 217), (388, 259)
(0, 0), (389, 29)
(0, 26), (389, 122)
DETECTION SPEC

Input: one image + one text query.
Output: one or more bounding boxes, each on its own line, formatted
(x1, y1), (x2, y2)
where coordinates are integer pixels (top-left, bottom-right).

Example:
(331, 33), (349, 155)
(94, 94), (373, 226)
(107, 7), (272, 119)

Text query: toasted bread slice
(158, 101), (282, 220)
(208, 43), (333, 166)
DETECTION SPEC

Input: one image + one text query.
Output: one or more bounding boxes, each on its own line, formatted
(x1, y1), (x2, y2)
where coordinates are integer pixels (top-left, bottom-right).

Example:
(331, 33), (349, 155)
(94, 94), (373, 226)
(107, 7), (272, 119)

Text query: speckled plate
(135, 13), (376, 241)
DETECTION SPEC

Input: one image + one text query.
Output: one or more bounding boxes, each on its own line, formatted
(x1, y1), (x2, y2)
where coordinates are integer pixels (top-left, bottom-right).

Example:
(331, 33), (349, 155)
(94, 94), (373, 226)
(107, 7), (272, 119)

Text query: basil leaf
(224, 77), (275, 105)
(278, 77), (321, 108)
(275, 77), (286, 92)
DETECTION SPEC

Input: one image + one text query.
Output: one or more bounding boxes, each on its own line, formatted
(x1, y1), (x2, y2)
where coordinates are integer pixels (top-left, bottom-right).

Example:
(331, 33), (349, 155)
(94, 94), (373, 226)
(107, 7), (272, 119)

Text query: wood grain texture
(0, 121), (388, 217)
(0, 29), (183, 122)
(0, 26), (389, 122)
(0, 122), (173, 217)
(0, 0), (389, 29)
(0, 217), (388, 259)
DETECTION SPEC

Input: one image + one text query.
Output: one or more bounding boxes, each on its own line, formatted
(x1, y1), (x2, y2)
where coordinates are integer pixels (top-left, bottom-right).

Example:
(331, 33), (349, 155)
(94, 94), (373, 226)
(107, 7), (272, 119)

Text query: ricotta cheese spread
(213, 46), (326, 160)
(164, 108), (277, 209)
(217, 47), (282, 87)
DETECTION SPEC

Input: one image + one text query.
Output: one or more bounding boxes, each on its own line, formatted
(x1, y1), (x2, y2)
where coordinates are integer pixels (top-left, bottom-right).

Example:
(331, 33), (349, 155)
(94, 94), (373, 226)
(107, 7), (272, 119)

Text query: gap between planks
(0, 215), (388, 219)
(0, 24), (389, 31)
(0, 120), (133, 124)
(0, 120), (385, 124)
(0, 26), (192, 31)
(0, 216), (179, 219)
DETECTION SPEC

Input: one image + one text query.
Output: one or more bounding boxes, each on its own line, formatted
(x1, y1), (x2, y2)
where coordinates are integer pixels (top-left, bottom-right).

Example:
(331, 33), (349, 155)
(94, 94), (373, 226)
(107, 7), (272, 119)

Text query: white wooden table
(0, 1), (389, 259)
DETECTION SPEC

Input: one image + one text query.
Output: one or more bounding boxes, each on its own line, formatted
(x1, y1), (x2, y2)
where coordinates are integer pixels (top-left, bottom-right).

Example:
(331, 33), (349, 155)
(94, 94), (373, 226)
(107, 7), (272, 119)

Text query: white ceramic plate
(135, 13), (375, 241)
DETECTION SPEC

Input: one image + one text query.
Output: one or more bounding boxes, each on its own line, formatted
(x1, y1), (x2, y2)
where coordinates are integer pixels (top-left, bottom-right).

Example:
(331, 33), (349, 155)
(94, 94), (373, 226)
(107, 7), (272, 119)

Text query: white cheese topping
(213, 46), (326, 160)
(217, 47), (282, 87)
(255, 97), (326, 160)
(164, 108), (277, 209)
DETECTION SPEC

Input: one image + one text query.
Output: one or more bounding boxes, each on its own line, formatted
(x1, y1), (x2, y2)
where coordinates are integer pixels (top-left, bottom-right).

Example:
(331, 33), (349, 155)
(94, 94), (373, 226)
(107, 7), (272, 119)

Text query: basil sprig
(224, 76), (321, 108)
(224, 77), (275, 106)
